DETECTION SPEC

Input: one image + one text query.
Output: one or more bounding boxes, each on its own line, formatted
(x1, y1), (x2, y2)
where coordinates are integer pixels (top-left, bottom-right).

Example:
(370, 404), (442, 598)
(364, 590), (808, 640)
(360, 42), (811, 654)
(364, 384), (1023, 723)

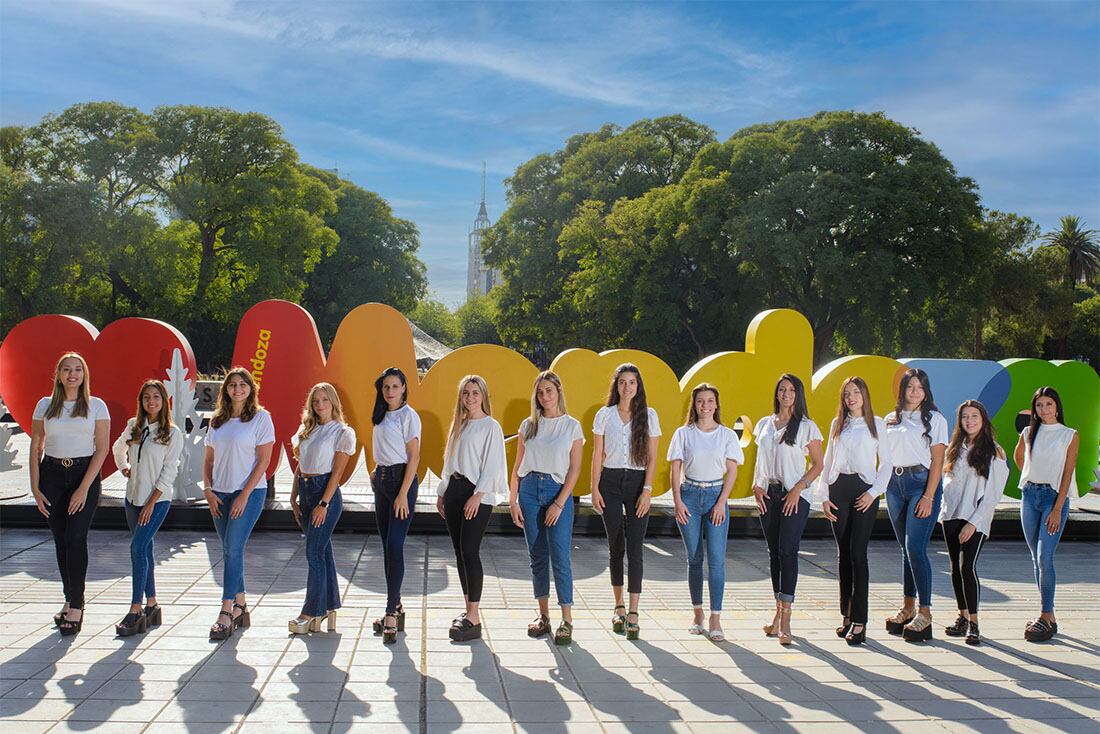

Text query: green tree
(406, 297), (459, 347)
(1041, 215), (1100, 286)
(454, 294), (501, 346)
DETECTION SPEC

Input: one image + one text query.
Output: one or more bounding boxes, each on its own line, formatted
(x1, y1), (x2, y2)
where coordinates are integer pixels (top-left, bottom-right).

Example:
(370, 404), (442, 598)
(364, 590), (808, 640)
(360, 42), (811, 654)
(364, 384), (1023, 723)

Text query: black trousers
(373, 464), (418, 614)
(598, 468), (649, 594)
(829, 473), (879, 625)
(442, 474), (492, 603)
(760, 483), (810, 603)
(41, 457), (101, 609)
(943, 518), (985, 615)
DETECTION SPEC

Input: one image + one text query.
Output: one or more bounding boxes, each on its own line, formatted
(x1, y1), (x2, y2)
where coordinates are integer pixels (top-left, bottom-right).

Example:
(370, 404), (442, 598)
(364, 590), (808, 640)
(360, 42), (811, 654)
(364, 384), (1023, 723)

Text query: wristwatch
(318, 500), (329, 508)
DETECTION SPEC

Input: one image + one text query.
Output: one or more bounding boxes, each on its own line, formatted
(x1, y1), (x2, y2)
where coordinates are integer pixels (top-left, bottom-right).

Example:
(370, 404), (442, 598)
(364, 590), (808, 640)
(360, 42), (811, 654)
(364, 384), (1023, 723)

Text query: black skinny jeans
(829, 473), (880, 625)
(41, 457), (101, 609)
(760, 482), (810, 603)
(442, 474), (493, 603)
(943, 518), (985, 615)
(598, 468), (649, 594)
(373, 464), (418, 614)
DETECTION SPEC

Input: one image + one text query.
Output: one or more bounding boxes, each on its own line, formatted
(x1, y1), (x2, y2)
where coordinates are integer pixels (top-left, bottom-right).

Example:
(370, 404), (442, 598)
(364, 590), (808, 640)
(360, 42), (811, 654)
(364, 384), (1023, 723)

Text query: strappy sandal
(611, 605), (627, 634)
(836, 616), (852, 638)
(625, 611), (640, 641)
(115, 611), (147, 637)
(885, 606), (916, 635)
(1024, 617), (1057, 642)
(777, 607), (792, 646)
(902, 611), (933, 642)
(382, 614), (398, 645)
(143, 604), (163, 628)
(374, 605), (405, 634)
(763, 602), (781, 637)
(945, 615), (969, 637)
(209, 610), (234, 641)
(688, 623), (705, 635)
(53, 605), (70, 627)
(58, 608), (83, 637)
(554, 620), (573, 646)
(527, 612), (551, 638)
(449, 617), (482, 642)
(707, 627), (725, 642)
(232, 602), (250, 630)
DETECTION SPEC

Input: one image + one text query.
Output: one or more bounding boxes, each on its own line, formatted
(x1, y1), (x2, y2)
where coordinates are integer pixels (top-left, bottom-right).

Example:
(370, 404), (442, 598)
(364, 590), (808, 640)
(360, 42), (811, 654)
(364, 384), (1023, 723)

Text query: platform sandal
(143, 604), (163, 628)
(902, 611), (933, 642)
(625, 611), (640, 641)
(527, 612), (551, 638)
(944, 614), (969, 637)
(58, 607), (83, 637)
(209, 609), (234, 641)
(885, 606), (915, 635)
(115, 611), (147, 637)
(554, 620), (573, 646)
(611, 605), (627, 634)
(374, 605), (405, 634)
(836, 616), (852, 638)
(382, 613), (398, 645)
(232, 602), (250, 629)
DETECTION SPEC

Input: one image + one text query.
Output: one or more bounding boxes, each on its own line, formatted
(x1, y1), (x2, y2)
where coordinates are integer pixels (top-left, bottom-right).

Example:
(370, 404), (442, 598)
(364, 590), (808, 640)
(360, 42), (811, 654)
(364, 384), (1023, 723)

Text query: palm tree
(1041, 215), (1100, 286)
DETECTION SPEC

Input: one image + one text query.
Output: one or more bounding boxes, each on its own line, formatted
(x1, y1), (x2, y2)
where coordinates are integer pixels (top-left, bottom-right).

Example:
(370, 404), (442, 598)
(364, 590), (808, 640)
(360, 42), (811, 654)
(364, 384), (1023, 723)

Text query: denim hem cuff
(777, 593), (795, 603)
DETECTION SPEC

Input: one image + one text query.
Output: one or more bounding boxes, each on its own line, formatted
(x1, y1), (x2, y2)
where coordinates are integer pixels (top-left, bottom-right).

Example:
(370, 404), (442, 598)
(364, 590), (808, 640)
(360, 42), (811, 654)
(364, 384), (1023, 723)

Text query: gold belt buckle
(60, 458), (74, 468)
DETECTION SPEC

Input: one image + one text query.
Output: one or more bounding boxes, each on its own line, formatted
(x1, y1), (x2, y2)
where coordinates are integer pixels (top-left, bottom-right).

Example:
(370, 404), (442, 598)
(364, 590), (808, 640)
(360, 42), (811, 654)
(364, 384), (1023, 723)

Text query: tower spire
(481, 161), (486, 204)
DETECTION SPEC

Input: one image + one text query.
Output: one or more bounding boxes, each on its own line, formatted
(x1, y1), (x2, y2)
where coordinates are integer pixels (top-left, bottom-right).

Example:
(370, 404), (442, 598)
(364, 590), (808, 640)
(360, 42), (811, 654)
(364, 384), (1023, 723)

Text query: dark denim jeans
(211, 488), (265, 601)
(372, 464), (418, 614)
(518, 472), (574, 607)
(299, 474), (343, 617)
(759, 483), (810, 603)
(885, 467), (942, 608)
(124, 499), (170, 605)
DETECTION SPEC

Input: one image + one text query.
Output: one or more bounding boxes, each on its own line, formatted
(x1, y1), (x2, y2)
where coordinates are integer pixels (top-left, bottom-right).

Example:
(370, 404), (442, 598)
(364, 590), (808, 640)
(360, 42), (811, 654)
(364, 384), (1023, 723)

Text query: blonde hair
(445, 375), (492, 460)
(45, 352), (91, 420)
(296, 383), (346, 449)
(210, 367), (262, 429)
(523, 371), (568, 441)
(128, 380), (175, 445)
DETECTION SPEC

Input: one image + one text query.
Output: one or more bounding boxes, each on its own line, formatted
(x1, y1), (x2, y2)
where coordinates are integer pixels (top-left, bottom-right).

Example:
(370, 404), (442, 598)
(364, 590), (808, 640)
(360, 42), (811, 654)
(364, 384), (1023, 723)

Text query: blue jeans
(676, 481), (729, 612)
(299, 474), (343, 617)
(1020, 482), (1069, 614)
(885, 468), (942, 608)
(519, 472), (574, 606)
(124, 500), (170, 605)
(211, 488), (265, 601)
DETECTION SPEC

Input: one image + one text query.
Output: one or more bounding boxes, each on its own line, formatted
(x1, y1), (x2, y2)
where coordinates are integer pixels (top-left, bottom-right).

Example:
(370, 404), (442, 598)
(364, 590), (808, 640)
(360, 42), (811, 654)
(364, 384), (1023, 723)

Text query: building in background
(466, 163), (499, 300)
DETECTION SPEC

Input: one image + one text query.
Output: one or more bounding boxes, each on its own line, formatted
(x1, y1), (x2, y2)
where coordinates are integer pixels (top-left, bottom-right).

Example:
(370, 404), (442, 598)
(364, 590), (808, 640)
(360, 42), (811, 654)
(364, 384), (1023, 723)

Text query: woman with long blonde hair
(434, 375), (508, 642)
(30, 352), (111, 636)
(288, 382), (356, 634)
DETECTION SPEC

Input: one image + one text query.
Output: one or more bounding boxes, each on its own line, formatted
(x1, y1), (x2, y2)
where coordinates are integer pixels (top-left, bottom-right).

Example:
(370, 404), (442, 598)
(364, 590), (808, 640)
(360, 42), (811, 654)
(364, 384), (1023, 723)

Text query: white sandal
(707, 628), (725, 642)
(688, 623), (705, 635)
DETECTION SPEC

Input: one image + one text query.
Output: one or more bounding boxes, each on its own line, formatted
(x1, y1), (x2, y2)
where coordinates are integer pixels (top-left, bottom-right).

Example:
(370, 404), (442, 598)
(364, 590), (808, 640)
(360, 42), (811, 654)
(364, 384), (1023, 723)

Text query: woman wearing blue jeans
(1014, 386), (1079, 643)
(289, 383), (356, 635)
(883, 368), (949, 642)
(509, 371), (584, 645)
(668, 383), (743, 642)
(111, 380), (183, 636)
(203, 368), (275, 641)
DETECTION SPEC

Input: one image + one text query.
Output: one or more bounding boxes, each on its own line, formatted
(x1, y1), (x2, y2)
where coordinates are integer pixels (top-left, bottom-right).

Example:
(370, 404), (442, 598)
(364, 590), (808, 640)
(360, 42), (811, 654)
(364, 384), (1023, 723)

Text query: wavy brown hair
(773, 373), (809, 446)
(210, 367), (262, 429)
(44, 352), (91, 420)
(127, 380), (174, 445)
(945, 400), (997, 479)
(889, 368), (938, 442)
(605, 363), (651, 467)
(1027, 386), (1065, 451)
(685, 383), (722, 427)
(832, 376), (877, 441)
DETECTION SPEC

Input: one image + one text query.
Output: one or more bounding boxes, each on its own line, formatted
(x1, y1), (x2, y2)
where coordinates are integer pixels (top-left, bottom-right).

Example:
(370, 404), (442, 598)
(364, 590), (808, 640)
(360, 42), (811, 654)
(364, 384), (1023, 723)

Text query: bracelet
(642, 485), (653, 492)
(921, 494), (935, 501)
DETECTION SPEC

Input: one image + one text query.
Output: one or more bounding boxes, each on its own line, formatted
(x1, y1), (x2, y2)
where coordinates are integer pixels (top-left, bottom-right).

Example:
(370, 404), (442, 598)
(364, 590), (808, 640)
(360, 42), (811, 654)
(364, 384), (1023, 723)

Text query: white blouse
(437, 416), (509, 506)
(885, 409), (949, 469)
(112, 419), (184, 505)
(752, 415), (823, 500)
(33, 396), (110, 458)
(293, 421), (357, 475)
(940, 443), (1009, 537)
(817, 416), (893, 501)
(518, 415), (585, 484)
(1018, 423), (1077, 493)
(203, 410), (276, 493)
(593, 406), (662, 471)
(372, 404), (421, 467)
(667, 424), (744, 483)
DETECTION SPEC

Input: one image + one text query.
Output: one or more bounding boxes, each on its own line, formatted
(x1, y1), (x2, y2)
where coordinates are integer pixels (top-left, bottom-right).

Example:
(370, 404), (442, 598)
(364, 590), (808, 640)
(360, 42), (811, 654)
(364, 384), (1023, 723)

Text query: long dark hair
(773, 373), (809, 446)
(890, 368), (938, 442)
(372, 367), (408, 426)
(945, 399), (997, 479)
(1027, 386), (1065, 451)
(210, 367), (261, 429)
(832, 376), (877, 441)
(605, 363), (651, 467)
(686, 383), (722, 427)
(128, 380), (174, 446)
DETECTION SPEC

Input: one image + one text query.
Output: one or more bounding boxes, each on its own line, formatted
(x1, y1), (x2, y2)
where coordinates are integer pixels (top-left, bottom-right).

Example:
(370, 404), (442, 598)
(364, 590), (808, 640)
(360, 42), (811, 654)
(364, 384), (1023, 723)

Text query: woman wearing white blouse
(30, 352), (111, 636)
(940, 400), (1009, 646)
(1014, 386), (1079, 642)
(288, 383), (356, 635)
(668, 383), (743, 642)
(818, 377), (891, 646)
(883, 368), (949, 642)
(509, 371), (584, 645)
(590, 363), (661, 641)
(751, 373), (824, 645)
(111, 380), (183, 637)
(435, 375), (508, 642)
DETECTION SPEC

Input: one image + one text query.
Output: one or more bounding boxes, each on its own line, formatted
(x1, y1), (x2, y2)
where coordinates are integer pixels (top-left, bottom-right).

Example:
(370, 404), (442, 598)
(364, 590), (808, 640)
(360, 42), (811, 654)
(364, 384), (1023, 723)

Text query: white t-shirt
(437, 416), (509, 505)
(1018, 423), (1077, 493)
(752, 415), (823, 500)
(666, 424), (744, 483)
(593, 405), (662, 471)
(817, 416), (893, 500)
(204, 410), (276, 493)
(33, 396), (110, 458)
(885, 409), (949, 469)
(372, 404), (422, 467)
(293, 421), (357, 475)
(518, 414), (585, 484)
(941, 444), (1010, 537)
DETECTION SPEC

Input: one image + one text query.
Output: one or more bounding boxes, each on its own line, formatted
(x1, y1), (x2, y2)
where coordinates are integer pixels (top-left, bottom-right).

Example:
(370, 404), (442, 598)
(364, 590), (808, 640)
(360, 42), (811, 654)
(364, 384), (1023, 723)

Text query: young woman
(590, 363), (661, 641)
(509, 371), (584, 645)
(668, 383), (743, 642)
(751, 373), (824, 646)
(29, 353), (111, 636)
(940, 400), (1009, 646)
(203, 367), (275, 641)
(111, 380), (183, 637)
(288, 383), (356, 635)
(369, 368), (421, 644)
(435, 375), (508, 642)
(883, 367), (949, 642)
(818, 377), (891, 646)
(1014, 386), (1079, 642)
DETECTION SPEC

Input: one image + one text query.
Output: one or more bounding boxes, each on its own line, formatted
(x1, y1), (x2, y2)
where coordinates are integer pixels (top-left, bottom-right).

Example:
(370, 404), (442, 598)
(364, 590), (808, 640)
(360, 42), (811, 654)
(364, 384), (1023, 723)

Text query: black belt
(375, 463), (407, 474)
(43, 455), (91, 469)
(894, 465), (927, 476)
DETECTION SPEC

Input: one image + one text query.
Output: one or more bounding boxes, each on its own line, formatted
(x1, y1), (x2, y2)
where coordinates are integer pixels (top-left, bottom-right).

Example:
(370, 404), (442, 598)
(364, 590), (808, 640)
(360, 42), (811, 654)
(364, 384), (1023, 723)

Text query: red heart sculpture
(0, 315), (197, 477)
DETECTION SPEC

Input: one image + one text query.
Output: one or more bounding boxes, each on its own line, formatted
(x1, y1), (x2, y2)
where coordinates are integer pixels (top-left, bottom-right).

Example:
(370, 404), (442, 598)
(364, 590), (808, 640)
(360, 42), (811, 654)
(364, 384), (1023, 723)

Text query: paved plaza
(0, 528), (1098, 733)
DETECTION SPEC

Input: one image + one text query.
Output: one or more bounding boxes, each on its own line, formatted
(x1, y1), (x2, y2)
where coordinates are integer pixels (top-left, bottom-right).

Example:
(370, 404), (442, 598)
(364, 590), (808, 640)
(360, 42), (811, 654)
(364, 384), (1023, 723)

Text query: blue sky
(2, 0), (1098, 307)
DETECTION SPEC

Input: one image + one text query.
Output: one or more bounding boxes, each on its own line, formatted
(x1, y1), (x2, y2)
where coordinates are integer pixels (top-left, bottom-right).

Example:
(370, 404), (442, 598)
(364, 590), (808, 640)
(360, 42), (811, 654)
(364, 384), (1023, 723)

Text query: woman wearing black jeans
(590, 363), (661, 641)
(369, 367), (421, 644)
(434, 375), (508, 642)
(751, 373), (823, 646)
(29, 352), (111, 636)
